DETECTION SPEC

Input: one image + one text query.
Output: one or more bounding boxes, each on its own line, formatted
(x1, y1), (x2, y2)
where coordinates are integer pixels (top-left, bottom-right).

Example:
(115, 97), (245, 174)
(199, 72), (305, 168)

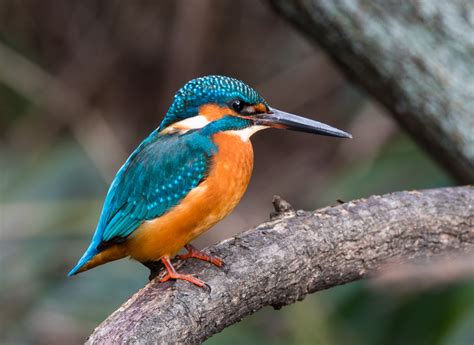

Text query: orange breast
(125, 132), (254, 262)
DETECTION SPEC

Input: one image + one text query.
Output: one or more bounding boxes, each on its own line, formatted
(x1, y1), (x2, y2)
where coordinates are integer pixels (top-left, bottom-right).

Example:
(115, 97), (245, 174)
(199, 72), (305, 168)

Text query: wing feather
(95, 130), (216, 247)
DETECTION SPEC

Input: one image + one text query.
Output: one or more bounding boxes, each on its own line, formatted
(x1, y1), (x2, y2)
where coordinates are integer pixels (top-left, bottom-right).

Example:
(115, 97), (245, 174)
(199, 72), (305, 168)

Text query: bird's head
(159, 75), (351, 140)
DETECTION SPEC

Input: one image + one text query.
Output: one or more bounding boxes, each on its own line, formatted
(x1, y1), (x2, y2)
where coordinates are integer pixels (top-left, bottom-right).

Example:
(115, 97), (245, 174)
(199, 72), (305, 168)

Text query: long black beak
(253, 107), (352, 139)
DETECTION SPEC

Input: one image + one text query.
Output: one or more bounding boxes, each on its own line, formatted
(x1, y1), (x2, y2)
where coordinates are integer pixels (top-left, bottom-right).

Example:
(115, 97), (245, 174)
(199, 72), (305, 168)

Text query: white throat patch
(227, 125), (269, 142)
(162, 116), (268, 141)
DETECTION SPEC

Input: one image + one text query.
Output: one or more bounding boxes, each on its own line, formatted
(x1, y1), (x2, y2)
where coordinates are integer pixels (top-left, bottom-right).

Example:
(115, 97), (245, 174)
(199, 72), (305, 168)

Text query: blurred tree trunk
(269, 0), (474, 183)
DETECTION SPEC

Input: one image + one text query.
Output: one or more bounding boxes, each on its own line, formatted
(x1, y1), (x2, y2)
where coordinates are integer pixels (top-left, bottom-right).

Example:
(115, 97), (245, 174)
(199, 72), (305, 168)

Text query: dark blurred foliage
(0, 1), (472, 344)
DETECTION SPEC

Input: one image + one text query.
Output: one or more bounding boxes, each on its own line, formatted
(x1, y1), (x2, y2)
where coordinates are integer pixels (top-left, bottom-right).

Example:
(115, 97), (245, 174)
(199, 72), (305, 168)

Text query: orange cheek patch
(199, 104), (237, 121)
(255, 103), (268, 113)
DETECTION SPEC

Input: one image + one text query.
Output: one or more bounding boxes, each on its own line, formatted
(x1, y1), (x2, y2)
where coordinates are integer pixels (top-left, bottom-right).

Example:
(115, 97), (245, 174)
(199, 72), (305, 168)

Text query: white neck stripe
(161, 115), (210, 134)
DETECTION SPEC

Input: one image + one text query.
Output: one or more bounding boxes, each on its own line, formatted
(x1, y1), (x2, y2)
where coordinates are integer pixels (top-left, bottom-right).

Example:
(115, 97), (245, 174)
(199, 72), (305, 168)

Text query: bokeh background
(1, 1), (472, 344)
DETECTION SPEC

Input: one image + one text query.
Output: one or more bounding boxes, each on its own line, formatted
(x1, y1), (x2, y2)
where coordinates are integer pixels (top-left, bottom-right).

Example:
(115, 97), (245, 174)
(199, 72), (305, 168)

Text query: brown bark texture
(270, 0), (474, 183)
(87, 186), (474, 344)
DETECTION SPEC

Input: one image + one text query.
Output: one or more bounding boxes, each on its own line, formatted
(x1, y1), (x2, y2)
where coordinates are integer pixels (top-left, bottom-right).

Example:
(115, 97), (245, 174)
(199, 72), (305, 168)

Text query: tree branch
(87, 186), (474, 344)
(269, 0), (474, 183)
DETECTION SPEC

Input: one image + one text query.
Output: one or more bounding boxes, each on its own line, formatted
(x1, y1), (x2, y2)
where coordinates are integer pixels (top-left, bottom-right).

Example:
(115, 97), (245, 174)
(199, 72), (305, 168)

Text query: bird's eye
(230, 99), (244, 113)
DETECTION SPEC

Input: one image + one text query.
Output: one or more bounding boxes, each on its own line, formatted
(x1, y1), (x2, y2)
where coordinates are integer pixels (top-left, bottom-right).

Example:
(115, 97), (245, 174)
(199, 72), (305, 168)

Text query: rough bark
(269, 0), (474, 183)
(87, 186), (474, 344)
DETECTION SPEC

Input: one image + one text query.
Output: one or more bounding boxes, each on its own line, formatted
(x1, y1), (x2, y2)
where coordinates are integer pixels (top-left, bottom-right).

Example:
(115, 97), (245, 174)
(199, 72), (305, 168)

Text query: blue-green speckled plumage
(68, 76), (262, 275)
(160, 75), (267, 130)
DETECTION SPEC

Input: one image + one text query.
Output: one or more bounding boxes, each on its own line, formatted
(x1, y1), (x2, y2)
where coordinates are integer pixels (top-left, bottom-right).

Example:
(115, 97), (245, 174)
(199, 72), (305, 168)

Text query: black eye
(230, 99), (244, 113)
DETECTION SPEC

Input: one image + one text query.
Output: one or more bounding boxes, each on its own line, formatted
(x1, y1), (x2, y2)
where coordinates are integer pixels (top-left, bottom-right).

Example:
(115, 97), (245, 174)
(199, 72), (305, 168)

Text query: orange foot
(160, 255), (206, 288)
(176, 244), (224, 267)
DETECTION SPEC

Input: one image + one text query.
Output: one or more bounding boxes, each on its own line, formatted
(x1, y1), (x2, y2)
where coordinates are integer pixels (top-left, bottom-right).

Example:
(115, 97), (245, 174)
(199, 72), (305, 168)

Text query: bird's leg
(176, 244), (224, 267)
(159, 255), (207, 288)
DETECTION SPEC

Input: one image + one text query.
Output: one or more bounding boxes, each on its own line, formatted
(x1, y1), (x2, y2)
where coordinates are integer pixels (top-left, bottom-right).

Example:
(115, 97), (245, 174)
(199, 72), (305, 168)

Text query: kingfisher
(68, 75), (351, 287)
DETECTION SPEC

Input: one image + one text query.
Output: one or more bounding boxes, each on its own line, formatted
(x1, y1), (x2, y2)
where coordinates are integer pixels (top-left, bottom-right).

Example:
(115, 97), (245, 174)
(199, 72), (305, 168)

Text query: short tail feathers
(68, 242), (128, 276)
(68, 245), (99, 276)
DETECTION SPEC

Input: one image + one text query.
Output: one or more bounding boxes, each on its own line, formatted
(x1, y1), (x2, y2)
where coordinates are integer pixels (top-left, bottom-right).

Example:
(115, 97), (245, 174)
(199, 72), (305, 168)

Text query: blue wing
(68, 129), (216, 275)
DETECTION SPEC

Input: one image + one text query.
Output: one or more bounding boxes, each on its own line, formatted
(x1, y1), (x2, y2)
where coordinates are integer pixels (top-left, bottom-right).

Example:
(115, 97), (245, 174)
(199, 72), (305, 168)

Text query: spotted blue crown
(160, 75), (267, 130)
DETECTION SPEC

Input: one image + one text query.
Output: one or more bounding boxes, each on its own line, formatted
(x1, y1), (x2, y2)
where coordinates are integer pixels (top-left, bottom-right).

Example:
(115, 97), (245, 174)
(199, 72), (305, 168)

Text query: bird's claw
(159, 272), (207, 288)
(177, 244), (224, 268)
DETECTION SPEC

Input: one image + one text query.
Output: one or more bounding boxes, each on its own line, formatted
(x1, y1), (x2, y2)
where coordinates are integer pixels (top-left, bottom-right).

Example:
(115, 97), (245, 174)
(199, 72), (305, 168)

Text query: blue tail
(68, 244), (99, 276)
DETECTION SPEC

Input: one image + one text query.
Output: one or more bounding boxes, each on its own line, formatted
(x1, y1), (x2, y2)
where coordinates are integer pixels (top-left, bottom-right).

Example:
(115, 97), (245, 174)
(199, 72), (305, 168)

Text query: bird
(68, 75), (351, 287)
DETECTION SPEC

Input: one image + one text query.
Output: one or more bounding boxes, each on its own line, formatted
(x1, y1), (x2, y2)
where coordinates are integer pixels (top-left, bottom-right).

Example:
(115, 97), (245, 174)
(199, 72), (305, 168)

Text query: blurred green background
(1, 1), (472, 344)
